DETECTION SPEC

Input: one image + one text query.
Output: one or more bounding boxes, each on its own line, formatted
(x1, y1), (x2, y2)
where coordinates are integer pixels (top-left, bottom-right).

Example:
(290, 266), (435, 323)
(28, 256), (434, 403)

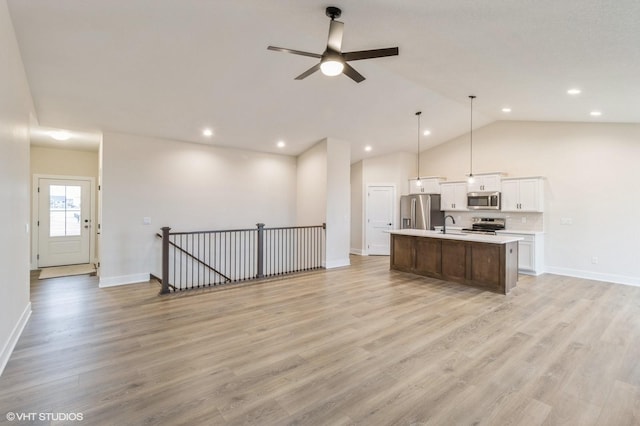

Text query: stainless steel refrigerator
(400, 194), (444, 230)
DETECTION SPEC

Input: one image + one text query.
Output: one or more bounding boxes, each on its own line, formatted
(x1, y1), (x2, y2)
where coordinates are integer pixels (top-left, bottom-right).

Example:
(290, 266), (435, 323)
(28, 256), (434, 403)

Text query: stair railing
(158, 223), (325, 294)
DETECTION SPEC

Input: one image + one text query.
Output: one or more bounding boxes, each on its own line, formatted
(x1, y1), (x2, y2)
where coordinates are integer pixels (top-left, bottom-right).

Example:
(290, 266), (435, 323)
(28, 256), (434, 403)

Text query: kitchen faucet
(443, 215), (455, 234)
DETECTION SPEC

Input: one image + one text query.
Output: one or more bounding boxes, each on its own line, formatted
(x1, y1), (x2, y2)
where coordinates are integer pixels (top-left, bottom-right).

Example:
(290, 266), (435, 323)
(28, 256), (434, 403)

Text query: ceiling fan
(267, 6), (399, 83)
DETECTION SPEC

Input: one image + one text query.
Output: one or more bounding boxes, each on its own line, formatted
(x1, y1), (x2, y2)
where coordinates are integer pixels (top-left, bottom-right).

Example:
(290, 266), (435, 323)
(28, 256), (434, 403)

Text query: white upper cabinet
(408, 177), (445, 194)
(440, 182), (468, 211)
(467, 173), (503, 192)
(501, 177), (544, 212)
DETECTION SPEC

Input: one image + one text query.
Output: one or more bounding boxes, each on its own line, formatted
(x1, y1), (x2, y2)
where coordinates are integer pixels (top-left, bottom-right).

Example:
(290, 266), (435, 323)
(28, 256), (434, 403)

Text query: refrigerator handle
(411, 198), (416, 229)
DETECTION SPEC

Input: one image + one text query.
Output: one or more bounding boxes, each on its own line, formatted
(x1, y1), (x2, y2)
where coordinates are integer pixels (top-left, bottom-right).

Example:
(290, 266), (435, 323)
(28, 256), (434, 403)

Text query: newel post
(160, 226), (171, 294)
(256, 223), (265, 278)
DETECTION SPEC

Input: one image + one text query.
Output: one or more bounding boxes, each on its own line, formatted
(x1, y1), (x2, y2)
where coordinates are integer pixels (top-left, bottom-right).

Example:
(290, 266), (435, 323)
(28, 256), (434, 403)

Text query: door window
(49, 185), (82, 237)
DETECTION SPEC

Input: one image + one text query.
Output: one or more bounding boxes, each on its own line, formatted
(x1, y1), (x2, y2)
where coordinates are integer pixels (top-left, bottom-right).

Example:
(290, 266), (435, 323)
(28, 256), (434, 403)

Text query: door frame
(31, 174), (97, 269)
(364, 183), (396, 256)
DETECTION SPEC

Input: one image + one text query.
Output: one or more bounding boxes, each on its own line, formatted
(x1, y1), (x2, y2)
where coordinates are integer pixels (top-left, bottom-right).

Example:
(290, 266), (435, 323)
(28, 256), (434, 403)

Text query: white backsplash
(444, 211), (544, 232)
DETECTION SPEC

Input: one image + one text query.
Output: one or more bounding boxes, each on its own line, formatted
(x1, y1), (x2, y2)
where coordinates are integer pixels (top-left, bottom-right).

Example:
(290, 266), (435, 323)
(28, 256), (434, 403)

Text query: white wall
(0, 0), (34, 375)
(296, 140), (327, 226)
(350, 160), (363, 254)
(325, 138), (351, 268)
(30, 146), (99, 177)
(296, 138), (351, 268)
(100, 132), (297, 286)
(420, 120), (640, 286)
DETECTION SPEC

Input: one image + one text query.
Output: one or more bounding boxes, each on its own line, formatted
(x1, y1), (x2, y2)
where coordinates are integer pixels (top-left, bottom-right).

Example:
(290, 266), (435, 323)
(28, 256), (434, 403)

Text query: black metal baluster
(235, 231), (238, 282)
(217, 232), (220, 284)
(296, 229), (300, 271)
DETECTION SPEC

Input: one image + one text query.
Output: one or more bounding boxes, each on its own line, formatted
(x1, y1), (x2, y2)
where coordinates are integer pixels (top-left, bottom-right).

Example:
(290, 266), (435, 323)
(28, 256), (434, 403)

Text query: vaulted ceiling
(8, 0), (640, 162)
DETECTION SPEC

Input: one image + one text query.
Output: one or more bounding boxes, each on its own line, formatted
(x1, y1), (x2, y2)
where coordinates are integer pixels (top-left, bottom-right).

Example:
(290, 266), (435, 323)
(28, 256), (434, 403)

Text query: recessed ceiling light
(364, 145), (372, 152)
(202, 128), (213, 137)
(567, 88), (581, 95)
(277, 140), (286, 148)
(501, 107), (512, 113)
(590, 111), (602, 116)
(49, 131), (71, 141)
(423, 130), (431, 136)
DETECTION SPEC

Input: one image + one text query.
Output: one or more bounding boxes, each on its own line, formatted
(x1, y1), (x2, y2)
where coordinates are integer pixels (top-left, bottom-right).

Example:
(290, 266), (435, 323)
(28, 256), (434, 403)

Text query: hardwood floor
(1, 256), (640, 425)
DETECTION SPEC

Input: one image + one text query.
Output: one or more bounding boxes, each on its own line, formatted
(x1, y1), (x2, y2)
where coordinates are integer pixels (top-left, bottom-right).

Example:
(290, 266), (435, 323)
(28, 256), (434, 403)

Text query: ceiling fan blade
(294, 63), (321, 80)
(343, 47), (399, 61)
(342, 63), (365, 83)
(267, 46), (322, 59)
(327, 20), (344, 52)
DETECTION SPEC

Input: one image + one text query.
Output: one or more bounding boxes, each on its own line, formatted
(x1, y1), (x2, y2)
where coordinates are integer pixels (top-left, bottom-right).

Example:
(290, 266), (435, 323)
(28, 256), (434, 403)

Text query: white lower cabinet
(496, 231), (544, 275)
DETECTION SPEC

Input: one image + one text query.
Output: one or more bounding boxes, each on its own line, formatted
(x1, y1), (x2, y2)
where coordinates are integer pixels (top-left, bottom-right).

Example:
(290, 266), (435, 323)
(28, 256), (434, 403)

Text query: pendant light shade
(415, 111), (422, 186)
(467, 95), (476, 184)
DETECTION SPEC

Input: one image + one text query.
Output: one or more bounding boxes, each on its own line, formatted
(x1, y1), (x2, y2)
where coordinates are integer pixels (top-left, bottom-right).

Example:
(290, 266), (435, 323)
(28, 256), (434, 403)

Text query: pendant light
(415, 111), (422, 186)
(467, 95), (476, 184)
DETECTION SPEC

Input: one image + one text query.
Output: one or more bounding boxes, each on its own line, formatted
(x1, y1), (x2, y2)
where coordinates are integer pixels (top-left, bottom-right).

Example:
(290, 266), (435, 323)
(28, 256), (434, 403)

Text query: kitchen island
(389, 229), (522, 294)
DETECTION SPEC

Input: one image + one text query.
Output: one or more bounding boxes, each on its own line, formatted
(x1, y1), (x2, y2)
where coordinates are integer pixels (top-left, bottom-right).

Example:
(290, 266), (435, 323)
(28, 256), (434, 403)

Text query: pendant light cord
(469, 95), (476, 179)
(416, 111), (422, 181)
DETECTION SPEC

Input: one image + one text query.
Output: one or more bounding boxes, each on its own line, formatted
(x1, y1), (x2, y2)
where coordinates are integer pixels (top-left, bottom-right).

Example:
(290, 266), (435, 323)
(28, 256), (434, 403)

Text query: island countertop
(388, 229), (523, 244)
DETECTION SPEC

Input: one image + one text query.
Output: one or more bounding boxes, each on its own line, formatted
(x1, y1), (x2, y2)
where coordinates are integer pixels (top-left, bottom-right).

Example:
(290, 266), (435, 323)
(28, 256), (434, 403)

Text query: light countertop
(496, 230), (545, 235)
(388, 229), (523, 244)
(434, 226), (544, 236)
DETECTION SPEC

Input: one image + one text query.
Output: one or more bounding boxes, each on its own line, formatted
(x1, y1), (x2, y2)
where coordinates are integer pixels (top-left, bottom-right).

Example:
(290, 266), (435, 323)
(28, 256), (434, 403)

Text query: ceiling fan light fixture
(267, 7), (398, 83)
(320, 58), (344, 76)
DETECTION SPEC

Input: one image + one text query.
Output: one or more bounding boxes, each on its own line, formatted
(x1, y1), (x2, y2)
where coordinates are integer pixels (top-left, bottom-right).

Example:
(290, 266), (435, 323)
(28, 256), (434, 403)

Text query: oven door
(467, 192), (501, 210)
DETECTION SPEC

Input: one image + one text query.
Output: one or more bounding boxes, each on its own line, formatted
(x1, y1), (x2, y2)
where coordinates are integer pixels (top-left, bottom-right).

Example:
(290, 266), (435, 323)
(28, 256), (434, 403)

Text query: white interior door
(366, 185), (395, 255)
(38, 178), (92, 267)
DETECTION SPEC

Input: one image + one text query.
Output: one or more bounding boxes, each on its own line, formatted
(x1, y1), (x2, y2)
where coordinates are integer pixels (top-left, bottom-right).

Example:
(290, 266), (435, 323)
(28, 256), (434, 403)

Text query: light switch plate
(143, 217), (151, 225)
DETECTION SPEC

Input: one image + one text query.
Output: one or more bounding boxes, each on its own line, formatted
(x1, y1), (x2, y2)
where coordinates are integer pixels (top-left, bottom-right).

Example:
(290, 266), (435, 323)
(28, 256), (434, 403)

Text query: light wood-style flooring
(1, 255), (640, 425)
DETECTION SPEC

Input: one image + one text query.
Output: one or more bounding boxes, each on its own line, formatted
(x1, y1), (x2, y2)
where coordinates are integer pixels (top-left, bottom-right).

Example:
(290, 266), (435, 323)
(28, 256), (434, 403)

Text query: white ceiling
(8, 0), (640, 162)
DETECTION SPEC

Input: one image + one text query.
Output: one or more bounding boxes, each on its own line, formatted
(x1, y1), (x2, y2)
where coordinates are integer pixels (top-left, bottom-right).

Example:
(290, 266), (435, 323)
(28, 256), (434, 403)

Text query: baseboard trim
(99, 273), (150, 288)
(350, 249), (367, 256)
(0, 302), (31, 377)
(545, 266), (640, 287)
(324, 258), (351, 269)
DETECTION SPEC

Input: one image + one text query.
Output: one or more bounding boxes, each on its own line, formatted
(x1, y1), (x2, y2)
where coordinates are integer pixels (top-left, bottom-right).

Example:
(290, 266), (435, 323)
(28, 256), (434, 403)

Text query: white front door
(38, 178), (92, 267)
(366, 185), (395, 255)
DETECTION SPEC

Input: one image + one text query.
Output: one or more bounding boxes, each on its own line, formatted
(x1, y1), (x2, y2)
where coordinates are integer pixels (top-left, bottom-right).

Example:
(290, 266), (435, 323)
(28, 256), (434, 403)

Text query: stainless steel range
(462, 217), (505, 235)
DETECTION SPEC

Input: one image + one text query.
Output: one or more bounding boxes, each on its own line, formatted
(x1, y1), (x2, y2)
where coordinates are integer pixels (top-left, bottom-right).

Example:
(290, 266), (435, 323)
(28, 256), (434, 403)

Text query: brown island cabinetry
(389, 230), (522, 294)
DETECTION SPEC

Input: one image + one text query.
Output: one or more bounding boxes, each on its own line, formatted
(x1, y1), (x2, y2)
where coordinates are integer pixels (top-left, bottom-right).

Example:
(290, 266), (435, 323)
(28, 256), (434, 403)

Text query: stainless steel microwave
(467, 192), (501, 210)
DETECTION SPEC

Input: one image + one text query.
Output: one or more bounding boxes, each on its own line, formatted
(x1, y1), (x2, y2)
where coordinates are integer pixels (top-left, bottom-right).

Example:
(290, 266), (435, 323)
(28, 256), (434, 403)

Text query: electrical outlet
(521, 217), (527, 224)
(591, 256), (599, 264)
(561, 218), (573, 225)
(143, 217), (152, 225)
